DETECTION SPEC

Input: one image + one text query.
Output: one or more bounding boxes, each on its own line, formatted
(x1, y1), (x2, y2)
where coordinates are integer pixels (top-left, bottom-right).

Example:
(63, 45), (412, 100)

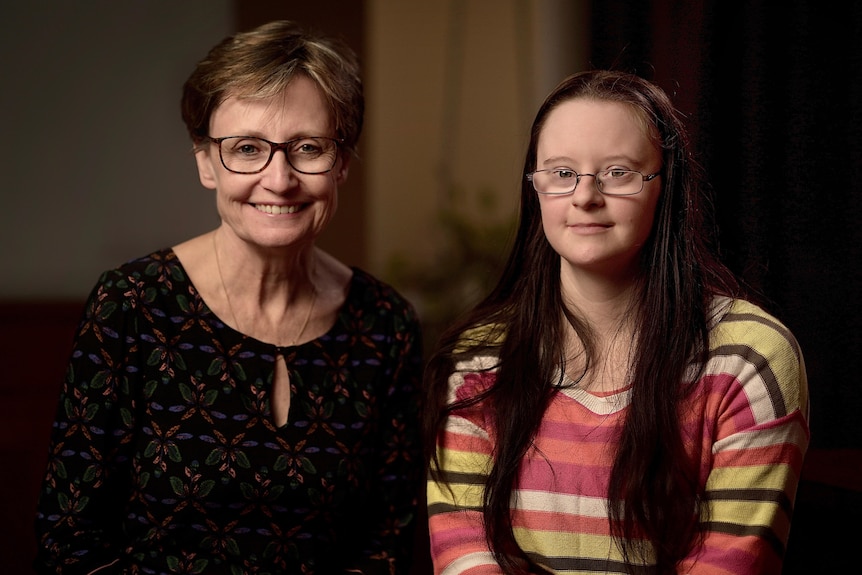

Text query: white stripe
(440, 551), (498, 575)
(713, 414), (808, 453)
(707, 354), (782, 423)
(515, 489), (608, 518)
(444, 414), (490, 440)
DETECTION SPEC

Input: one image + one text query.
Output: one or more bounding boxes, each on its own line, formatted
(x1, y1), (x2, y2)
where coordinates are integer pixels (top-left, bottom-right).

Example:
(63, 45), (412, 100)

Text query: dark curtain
(587, 2), (862, 572)
(588, 0), (862, 451)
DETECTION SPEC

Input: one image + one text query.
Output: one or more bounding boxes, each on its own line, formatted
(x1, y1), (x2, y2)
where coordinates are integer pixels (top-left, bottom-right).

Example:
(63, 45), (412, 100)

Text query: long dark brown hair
(424, 70), (742, 575)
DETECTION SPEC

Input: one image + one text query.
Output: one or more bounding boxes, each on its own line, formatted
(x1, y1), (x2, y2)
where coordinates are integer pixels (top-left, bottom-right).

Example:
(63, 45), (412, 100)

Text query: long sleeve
(427, 363), (506, 575)
(427, 298), (809, 575)
(679, 298), (809, 575)
(34, 268), (141, 574)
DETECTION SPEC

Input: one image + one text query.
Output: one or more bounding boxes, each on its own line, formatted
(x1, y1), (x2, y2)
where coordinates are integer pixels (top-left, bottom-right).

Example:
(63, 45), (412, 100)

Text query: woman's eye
(605, 169), (631, 179)
(227, 138), (266, 155)
(294, 141), (323, 156)
(554, 169), (576, 179)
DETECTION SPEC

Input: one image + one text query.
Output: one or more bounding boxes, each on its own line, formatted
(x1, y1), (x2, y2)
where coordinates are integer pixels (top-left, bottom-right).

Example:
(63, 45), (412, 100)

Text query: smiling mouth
(254, 204), (303, 214)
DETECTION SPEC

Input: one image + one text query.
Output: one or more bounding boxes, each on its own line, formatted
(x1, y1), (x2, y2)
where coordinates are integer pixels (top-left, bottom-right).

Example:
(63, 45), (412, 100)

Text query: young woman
(424, 70), (809, 575)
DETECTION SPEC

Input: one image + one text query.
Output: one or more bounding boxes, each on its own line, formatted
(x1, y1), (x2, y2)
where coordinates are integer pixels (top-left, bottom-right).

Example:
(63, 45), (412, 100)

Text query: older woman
(35, 20), (423, 575)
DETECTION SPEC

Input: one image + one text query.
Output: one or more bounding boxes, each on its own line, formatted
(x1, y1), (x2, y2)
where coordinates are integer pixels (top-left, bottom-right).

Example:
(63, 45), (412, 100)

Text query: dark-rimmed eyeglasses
(208, 136), (342, 175)
(527, 168), (661, 197)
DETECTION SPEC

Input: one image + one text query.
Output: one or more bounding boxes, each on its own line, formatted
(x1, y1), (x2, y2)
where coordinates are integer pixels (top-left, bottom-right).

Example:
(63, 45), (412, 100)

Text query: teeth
(255, 204), (301, 214)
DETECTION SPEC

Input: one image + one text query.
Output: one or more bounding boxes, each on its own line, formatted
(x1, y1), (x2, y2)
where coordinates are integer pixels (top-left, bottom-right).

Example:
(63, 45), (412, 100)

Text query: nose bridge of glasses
(269, 141), (292, 168)
(575, 172), (601, 193)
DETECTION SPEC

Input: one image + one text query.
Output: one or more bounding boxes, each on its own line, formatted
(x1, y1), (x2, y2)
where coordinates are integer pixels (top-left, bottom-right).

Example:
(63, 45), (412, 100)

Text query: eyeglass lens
(218, 136), (338, 174)
(531, 169), (646, 196)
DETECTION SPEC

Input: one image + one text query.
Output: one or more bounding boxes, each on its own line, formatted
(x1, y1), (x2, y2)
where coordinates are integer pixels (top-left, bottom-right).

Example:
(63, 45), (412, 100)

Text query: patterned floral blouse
(34, 249), (425, 575)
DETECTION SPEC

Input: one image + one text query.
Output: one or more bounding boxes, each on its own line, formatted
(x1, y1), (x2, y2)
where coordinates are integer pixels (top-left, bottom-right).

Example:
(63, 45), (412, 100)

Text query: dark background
(3, 1), (858, 573)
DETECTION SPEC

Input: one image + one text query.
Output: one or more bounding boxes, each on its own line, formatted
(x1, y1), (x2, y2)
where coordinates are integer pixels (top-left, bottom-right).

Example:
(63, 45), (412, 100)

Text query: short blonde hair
(181, 20), (364, 156)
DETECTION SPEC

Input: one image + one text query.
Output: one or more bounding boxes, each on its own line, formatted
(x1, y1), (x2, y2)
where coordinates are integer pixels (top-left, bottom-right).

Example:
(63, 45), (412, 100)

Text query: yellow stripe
(428, 474), (486, 508)
(707, 463), (797, 490)
(708, 498), (789, 528)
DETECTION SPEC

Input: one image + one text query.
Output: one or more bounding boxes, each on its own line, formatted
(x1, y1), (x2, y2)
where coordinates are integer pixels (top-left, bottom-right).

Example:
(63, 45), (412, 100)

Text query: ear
(334, 153), (350, 185)
(194, 145), (218, 190)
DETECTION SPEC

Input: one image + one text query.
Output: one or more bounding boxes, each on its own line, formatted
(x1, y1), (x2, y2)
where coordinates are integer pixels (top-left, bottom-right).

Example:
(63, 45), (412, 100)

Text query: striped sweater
(427, 298), (809, 575)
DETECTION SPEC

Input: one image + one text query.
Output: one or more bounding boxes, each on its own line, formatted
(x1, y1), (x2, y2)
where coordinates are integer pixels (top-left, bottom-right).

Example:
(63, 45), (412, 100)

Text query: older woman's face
(535, 98), (662, 281)
(194, 75), (348, 250)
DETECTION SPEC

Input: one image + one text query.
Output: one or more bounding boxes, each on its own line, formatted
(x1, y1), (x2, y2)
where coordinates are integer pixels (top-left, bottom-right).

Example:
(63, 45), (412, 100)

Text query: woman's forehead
(537, 99), (659, 162)
(210, 79), (334, 135)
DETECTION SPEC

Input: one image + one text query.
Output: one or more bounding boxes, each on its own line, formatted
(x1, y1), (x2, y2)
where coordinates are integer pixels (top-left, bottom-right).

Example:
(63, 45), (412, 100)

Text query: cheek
(537, 201), (566, 250)
(538, 197), (555, 217)
(538, 198), (566, 228)
(323, 187), (338, 215)
(312, 175), (340, 216)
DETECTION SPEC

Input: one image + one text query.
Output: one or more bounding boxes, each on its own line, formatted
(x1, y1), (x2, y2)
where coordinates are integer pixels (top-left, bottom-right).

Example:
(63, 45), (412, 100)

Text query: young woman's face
(195, 75), (349, 250)
(535, 98), (662, 280)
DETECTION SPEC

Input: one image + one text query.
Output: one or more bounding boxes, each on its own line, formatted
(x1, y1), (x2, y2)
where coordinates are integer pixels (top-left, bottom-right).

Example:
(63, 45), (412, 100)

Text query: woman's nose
(570, 174), (604, 207)
(261, 150), (300, 191)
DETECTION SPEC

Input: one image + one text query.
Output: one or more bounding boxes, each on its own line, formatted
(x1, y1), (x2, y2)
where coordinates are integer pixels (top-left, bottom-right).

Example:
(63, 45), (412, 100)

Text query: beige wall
(366, 0), (589, 274)
(368, 0), (523, 272)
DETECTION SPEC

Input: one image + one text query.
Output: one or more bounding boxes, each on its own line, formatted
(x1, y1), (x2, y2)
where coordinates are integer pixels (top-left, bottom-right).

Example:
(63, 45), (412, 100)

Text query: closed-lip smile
(569, 222), (611, 230)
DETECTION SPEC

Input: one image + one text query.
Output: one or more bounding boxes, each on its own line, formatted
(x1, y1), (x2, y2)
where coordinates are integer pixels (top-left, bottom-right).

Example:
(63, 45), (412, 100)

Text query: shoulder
(97, 248), (181, 284)
(454, 323), (505, 353)
(706, 296), (808, 417)
(77, 249), (185, 332)
(88, 249), (186, 307)
(446, 353), (501, 407)
(349, 267), (419, 321)
(708, 297), (803, 364)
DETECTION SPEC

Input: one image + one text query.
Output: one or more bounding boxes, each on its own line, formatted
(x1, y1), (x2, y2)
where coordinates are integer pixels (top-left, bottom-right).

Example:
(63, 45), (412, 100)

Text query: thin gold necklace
(212, 232), (317, 346)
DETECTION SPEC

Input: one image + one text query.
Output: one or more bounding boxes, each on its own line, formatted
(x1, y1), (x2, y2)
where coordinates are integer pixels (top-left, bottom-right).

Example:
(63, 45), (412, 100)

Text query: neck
(212, 230), (318, 346)
(561, 275), (637, 333)
(558, 262), (639, 392)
